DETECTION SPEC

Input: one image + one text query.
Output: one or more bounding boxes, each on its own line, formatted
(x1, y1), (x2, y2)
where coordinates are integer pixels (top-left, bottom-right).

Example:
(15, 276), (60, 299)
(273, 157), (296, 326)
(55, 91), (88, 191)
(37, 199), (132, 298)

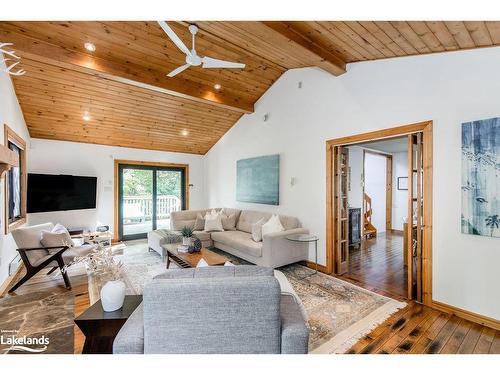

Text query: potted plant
(181, 226), (194, 246)
(63, 244), (125, 312)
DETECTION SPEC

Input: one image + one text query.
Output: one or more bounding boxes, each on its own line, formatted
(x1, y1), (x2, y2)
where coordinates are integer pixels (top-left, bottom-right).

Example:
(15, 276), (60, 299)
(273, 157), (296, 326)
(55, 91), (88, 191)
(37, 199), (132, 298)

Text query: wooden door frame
(113, 159), (189, 242)
(326, 120), (433, 305)
(362, 149), (393, 233)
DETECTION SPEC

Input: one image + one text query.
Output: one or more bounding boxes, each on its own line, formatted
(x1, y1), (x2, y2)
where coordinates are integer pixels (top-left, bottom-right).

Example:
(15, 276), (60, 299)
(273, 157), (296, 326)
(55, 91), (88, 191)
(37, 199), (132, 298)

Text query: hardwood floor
(341, 231), (407, 298)
(344, 298), (500, 354)
(337, 231), (500, 354)
(2, 240), (499, 354)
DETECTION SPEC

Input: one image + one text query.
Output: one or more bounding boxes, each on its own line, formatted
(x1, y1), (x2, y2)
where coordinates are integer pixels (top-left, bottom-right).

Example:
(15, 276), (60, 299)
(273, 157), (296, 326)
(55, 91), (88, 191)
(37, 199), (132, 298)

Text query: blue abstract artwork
(236, 154), (279, 205)
(461, 117), (500, 237)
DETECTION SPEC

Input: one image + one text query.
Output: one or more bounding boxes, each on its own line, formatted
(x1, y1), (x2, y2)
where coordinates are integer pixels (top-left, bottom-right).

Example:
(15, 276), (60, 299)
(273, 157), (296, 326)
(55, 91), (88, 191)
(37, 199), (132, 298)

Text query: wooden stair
(363, 192), (377, 239)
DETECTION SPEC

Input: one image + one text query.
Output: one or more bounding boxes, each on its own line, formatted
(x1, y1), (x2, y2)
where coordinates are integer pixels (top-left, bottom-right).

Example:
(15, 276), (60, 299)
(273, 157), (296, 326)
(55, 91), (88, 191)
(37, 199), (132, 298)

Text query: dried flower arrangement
(63, 243), (123, 280)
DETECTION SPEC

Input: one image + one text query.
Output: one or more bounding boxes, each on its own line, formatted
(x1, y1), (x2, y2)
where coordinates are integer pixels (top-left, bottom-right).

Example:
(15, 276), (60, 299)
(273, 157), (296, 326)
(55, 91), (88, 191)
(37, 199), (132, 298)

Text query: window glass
(8, 141), (22, 223)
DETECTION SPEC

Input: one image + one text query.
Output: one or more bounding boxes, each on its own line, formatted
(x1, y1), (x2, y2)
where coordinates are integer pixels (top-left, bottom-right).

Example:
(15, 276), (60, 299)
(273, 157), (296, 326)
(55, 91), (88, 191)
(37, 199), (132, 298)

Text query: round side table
(286, 234), (319, 278)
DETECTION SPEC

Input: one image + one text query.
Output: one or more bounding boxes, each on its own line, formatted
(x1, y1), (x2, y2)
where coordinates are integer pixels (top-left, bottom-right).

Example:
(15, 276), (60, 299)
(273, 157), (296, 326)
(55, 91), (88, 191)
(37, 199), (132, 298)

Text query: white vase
(182, 237), (192, 246)
(100, 280), (126, 312)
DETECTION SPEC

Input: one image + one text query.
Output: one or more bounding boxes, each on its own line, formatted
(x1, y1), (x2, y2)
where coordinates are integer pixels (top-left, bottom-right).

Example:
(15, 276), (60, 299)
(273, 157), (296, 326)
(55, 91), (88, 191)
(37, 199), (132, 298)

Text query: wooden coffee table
(163, 243), (228, 268)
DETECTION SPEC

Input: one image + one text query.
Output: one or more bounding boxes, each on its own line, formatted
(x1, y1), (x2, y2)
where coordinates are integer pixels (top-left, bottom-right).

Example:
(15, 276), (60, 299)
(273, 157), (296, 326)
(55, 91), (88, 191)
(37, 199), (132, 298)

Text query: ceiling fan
(158, 21), (246, 78)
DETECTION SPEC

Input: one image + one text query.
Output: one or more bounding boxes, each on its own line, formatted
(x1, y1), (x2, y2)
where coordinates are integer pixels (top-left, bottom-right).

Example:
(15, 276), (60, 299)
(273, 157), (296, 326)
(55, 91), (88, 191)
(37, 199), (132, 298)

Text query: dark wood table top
(75, 295), (142, 322)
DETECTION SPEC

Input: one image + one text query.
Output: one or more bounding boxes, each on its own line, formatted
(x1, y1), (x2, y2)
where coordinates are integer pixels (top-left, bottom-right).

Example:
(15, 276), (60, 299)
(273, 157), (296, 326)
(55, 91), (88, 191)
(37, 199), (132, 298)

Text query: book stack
(177, 245), (189, 253)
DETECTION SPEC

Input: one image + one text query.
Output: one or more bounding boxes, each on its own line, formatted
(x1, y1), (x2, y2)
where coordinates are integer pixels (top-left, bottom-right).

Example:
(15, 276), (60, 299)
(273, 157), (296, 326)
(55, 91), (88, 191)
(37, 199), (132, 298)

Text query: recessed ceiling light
(214, 83), (222, 90)
(82, 111), (92, 121)
(84, 42), (96, 52)
(181, 129), (189, 136)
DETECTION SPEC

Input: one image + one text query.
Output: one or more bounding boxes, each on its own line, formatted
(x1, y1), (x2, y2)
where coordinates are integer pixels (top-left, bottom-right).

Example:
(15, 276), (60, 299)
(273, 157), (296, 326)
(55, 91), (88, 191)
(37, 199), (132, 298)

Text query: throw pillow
(261, 214), (285, 238)
(40, 231), (72, 250)
(193, 213), (205, 231)
(221, 213), (237, 231)
(52, 223), (74, 246)
(251, 218), (266, 242)
(204, 213), (224, 232)
(196, 258), (209, 268)
(210, 208), (221, 217)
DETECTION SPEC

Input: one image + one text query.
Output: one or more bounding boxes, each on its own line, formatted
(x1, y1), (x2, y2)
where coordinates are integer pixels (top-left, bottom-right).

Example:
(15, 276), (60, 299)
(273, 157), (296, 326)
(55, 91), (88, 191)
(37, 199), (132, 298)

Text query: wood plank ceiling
(1, 21), (499, 154)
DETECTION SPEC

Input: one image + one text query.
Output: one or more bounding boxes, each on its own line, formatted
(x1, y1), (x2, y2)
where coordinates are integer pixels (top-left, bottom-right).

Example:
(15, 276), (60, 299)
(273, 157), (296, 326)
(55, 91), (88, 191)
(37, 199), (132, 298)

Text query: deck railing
(123, 195), (181, 222)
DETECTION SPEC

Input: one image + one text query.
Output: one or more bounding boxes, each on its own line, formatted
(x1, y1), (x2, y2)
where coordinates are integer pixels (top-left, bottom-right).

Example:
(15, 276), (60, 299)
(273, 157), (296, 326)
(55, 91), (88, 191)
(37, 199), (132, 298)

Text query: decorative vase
(182, 236), (192, 246)
(100, 280), (126, 312)
(192, 237), (202, 253)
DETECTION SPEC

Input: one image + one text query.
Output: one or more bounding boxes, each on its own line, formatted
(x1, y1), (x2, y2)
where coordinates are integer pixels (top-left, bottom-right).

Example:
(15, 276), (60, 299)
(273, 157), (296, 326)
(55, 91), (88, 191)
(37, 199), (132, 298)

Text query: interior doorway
(326, 121), (433, 305)
(344, 141), (405, 298)
(114, 160), (189, 241)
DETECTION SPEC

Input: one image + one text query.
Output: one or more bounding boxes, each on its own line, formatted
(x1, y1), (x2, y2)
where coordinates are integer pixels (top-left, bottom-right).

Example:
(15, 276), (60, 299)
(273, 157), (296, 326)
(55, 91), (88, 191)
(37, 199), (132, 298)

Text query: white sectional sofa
(148, 208), (309, 268)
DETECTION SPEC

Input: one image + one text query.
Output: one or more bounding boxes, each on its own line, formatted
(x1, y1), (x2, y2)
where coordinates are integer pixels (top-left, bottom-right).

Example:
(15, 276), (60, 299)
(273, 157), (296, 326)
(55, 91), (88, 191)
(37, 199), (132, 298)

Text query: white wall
(28, 139), (205, 232)
(392, 152), (408, 231)
(347, 146), (363, 210)
(205, 47), (500, 320)
(364, 153), (387, 233)
(0, 58), (31, 284)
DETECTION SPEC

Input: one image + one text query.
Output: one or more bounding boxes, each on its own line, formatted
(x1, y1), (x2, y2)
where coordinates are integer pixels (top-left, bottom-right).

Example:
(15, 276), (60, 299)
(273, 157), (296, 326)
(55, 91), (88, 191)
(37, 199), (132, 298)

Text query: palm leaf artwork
(461, 117), (500, 238)
(485, 215), (500, 237)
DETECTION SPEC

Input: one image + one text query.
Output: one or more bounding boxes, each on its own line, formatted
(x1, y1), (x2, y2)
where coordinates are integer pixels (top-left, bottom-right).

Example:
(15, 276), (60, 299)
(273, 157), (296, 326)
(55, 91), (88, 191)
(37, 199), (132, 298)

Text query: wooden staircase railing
(363, 192), (377, 239)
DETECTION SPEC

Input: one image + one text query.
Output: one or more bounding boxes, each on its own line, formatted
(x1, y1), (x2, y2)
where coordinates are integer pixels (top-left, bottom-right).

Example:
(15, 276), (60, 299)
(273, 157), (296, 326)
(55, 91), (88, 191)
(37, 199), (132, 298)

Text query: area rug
(113, 241), (406, 353)
(0, 291), (74, 354)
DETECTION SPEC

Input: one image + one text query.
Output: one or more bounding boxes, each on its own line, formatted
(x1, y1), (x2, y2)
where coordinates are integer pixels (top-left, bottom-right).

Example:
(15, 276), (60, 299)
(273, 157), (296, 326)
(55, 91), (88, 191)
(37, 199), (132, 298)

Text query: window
(8, 142), (22, 223)
(4, 125), (26, 233)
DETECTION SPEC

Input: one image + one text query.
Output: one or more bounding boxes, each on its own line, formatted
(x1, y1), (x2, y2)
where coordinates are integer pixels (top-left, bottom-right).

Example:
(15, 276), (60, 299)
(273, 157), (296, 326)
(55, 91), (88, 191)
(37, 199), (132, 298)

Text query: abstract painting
(236, 154), (279, 205)
(461, 117), (500, 237)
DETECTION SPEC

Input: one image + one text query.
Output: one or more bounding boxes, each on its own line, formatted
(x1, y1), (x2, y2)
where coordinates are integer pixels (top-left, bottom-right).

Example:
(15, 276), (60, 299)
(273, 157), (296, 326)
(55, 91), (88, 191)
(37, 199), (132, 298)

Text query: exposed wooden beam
(0, 28), (253, 114)
(260, 21), (346, 76)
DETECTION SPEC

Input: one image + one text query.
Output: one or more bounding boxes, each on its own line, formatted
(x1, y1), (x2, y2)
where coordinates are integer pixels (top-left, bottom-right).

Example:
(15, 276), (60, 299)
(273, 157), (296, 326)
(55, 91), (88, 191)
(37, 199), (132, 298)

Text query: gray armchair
(9, 223), (96, 293)
(113, 266), (309, 354)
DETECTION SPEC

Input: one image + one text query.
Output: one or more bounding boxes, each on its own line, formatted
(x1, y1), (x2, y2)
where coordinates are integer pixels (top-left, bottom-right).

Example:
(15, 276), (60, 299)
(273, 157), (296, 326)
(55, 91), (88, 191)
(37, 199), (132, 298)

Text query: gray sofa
(147, 208), (309, 268)
(113, 266), (309, 354)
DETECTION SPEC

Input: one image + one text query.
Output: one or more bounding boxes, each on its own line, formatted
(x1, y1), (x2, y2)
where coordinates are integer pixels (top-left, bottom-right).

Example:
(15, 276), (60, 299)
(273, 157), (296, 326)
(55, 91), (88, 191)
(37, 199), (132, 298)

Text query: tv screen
(27, 174), (97, 213)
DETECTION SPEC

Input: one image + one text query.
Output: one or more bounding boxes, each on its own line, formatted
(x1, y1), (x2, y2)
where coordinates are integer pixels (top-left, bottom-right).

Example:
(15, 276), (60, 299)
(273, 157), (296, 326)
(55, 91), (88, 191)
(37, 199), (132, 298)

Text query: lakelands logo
(1, 329), (49, 353)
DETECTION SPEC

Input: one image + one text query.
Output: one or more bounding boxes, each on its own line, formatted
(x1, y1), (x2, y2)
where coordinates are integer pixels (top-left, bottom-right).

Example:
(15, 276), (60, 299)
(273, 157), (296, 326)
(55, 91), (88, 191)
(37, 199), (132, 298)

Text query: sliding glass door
(118, 164), (186, 241)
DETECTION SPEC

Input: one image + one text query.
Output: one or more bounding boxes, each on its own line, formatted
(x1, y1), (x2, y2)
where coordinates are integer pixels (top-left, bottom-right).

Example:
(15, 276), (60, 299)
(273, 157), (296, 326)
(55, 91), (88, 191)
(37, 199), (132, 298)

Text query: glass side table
(286, 234), (319, 278)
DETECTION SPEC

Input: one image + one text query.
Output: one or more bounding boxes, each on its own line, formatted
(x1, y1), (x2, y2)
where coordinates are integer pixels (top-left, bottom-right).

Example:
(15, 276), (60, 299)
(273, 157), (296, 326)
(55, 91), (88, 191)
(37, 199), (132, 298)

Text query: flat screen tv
(27, 173), (97, 213)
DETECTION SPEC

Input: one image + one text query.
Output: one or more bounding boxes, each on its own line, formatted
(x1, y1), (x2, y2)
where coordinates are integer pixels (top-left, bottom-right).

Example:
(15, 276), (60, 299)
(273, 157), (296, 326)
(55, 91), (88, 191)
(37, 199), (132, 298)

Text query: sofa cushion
(278, 215), (300, 231)
(193, 231), (211, 242)
(11, 222), (54, 249)
(221, 214), (237, 230)
(193, 213), (205, 231)
(211, 231), (263, 258)
(62, 244), (97, 263)
(40, 231), (72, 249)
(171, 209), (211, 231)
(154, 265), (274, 280)
(237, 210), (272, 233)
(11, 223), (55, 265)
(236, 210), (300, 233)
(172, 218), (196, 231)
(221, 208), (242, 224)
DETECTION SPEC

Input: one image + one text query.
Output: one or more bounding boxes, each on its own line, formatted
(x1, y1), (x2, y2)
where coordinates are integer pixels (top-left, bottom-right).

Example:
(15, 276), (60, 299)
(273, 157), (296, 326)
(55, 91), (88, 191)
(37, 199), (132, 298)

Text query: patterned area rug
(111, 240), (406, 353)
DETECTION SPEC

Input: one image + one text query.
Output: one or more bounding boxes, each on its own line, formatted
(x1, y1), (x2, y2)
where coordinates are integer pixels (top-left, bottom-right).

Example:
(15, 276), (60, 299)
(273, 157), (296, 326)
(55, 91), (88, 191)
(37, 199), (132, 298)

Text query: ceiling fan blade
(158, 21), (191, 56)
(202, 56), (246, 69)
(167, 63), (190, 77)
